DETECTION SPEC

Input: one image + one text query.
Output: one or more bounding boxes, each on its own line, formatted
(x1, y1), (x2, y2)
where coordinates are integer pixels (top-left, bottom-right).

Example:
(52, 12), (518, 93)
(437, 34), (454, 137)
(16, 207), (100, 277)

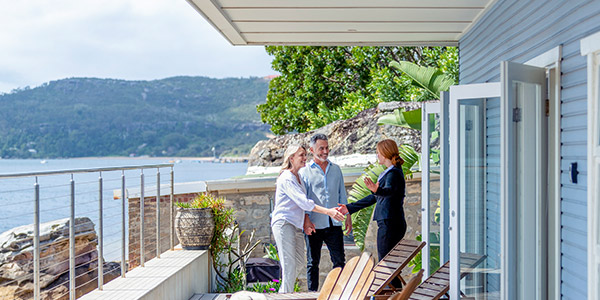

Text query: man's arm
(337, 166), (348, 205)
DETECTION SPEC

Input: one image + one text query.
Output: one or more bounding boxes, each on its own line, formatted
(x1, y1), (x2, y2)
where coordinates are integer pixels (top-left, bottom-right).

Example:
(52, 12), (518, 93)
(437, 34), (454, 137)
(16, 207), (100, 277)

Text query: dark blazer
(346, 166), (405, 221)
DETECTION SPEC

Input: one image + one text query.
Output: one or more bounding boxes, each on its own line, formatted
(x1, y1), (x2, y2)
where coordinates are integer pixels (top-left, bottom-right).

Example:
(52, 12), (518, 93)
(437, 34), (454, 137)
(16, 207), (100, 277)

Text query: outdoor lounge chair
(388, 269), (424, 300)
(266, 239), (425, 300)
(364, 239), (426, 297)
(406, 252), (486, 300)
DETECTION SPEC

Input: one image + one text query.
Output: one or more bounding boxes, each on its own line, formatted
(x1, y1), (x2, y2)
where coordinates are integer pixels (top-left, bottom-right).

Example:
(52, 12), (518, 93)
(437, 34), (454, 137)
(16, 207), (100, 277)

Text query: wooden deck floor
(190, 292), (319, 300)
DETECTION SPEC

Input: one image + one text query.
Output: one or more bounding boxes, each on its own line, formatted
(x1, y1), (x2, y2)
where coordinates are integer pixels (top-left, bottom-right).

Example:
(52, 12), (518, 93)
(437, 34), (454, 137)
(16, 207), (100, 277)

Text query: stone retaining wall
(127, 174), (440, 288)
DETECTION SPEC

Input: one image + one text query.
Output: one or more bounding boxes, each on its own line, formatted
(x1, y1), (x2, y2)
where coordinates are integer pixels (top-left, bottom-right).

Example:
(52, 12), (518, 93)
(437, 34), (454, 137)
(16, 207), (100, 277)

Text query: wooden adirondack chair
(266, 239), (426, 300)
(317, 251), (377, 300)
(407, 253), (486, 300)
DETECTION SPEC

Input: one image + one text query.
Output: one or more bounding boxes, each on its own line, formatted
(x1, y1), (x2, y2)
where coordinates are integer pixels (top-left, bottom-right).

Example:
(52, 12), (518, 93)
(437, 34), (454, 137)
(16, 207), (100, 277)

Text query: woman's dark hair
(376, 139), (404, 167)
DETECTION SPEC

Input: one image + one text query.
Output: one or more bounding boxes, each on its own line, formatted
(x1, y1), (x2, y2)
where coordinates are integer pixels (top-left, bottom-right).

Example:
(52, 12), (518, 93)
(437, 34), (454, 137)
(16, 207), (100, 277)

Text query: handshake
(304, 204), (352, 236)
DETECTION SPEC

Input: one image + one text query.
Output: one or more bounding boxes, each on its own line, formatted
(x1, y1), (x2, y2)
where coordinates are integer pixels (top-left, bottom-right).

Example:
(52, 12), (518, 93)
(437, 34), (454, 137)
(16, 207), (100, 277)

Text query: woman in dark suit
(337, 139), (407, 261)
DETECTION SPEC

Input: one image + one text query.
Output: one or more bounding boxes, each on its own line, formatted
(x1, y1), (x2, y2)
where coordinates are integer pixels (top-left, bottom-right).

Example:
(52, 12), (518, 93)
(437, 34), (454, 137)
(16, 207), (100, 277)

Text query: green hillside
(0, 76), (270, 158)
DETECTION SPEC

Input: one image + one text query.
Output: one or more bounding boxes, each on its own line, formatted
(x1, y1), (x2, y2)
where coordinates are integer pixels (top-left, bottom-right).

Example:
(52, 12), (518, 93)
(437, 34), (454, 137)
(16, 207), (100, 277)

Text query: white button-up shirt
(300, 160), (347, 229)
(271, 169), (316, 229)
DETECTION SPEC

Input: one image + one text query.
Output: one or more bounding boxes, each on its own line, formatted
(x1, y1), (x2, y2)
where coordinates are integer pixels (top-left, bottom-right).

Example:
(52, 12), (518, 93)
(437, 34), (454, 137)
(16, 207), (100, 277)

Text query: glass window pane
(597, 60), (600, 147)
(513, 80), (543, 300)
(458, 97), (501, 299)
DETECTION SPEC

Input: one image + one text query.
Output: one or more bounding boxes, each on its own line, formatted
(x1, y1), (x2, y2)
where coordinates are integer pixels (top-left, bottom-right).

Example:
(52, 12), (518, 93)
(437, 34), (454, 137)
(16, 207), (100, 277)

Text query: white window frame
(525, 46), (562, 300)
(500, 61), (547, 300)
(420, 99), (450, 277)
(581, 31), (600, 300)
(449, 82), (501, 300)
(421, 101), (440, 277)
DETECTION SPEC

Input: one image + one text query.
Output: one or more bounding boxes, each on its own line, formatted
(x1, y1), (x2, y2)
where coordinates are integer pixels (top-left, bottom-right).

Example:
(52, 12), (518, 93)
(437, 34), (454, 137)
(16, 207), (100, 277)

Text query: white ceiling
(186, 0), (497, 46)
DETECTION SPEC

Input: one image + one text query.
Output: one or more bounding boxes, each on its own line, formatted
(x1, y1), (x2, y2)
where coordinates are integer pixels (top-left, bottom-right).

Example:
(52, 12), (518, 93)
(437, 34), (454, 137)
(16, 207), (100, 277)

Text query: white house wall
(459, 0), (600, 298)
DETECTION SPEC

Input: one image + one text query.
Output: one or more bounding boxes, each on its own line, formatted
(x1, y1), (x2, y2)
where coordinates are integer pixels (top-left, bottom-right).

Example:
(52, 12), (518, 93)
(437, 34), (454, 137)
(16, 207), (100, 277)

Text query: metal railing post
(33, 178), (40, 300)
(156, 169), (160, 258)
(98, 173), (104, 290)
(140, 170), (145, 267)
(170, 167), (174, 250)
(69, 174), (75, 300)
(121, 171), (126, 277)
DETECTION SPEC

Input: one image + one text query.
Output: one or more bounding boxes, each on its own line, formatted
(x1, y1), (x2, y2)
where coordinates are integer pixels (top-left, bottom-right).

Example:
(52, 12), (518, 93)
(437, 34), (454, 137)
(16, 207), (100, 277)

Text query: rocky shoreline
(0, 218), (120, 300)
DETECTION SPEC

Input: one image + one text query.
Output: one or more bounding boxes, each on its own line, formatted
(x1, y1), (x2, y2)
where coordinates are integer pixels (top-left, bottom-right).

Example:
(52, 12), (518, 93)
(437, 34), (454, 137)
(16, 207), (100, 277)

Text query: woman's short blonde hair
(280, 144), (306, 174)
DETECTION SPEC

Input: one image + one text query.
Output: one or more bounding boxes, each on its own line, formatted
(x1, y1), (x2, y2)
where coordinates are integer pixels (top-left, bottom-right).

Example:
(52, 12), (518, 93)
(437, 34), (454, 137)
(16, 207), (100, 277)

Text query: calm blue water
(0, 158), (247, 260)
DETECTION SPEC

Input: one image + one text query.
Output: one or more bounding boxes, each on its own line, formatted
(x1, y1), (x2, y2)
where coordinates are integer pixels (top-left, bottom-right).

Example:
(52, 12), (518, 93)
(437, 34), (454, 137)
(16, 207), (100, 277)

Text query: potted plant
(174, 193), (228, 250)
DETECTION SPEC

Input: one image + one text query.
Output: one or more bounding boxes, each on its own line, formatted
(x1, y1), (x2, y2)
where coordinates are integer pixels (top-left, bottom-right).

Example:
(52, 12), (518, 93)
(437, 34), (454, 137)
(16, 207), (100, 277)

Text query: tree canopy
(258, 46), (458, 135)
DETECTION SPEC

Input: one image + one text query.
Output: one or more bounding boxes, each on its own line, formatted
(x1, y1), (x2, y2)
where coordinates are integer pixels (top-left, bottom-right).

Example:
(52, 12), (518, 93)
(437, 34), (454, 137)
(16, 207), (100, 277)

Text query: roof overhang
(185, 0), (497, 46)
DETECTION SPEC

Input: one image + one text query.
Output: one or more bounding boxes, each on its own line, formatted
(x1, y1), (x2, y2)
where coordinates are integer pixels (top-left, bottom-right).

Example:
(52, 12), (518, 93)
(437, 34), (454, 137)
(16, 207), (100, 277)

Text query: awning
(185, 0), (496, 46)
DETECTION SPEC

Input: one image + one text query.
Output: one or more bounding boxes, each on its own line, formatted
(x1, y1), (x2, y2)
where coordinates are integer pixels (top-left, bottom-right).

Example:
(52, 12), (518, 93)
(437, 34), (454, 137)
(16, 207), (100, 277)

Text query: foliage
(178, 193), (260, 293)
(347, 145), (420, 251)
(0, 76), (270, 158)
(408, 200), (442, 274)
(389, 61), (455, 100)
(248, 279), (300, 293)
(263, 243), (279, 261)
(408, 233), (440, 275)
(377, 107), (424, 130)
(259, 46), (458, 135)
(398, 145), (420, 179)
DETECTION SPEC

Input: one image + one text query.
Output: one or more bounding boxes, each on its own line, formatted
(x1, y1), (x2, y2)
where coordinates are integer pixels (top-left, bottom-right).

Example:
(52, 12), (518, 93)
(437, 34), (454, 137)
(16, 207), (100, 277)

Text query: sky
(0, 0), (275, 94)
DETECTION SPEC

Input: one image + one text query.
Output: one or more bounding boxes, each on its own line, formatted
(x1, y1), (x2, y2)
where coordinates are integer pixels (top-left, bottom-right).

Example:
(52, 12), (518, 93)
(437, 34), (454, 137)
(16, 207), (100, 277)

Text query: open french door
(449, 61), (547, 300)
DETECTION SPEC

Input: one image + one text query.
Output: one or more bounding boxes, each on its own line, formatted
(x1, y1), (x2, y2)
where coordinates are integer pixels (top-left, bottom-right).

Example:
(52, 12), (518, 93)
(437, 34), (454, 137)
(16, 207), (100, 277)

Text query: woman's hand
(364, 177), (379, 193)
(326, 208), (345, 222)
(303, 215), (316, 235)
(336, 204), (348, 215)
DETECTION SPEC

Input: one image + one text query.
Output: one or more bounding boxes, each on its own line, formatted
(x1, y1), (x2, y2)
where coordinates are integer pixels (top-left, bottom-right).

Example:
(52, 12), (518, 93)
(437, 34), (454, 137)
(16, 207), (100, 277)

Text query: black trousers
(376, 218), (407, 261)
(305, 225), (345, 291)
(376, 218), (407, 288)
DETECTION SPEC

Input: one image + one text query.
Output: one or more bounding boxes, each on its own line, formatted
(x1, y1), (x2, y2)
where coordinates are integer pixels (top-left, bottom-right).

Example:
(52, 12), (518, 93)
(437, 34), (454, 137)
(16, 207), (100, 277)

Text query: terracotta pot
(174, 207), (215, 250)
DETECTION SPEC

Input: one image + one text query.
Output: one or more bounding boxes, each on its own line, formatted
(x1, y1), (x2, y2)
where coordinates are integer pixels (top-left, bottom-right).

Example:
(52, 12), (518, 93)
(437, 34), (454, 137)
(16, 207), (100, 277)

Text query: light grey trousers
(271, 219), (305, 293)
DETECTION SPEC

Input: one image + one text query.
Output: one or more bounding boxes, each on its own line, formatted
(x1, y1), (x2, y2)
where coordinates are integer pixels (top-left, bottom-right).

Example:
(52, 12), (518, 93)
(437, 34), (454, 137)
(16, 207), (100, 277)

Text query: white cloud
(0, 0), (274, 93)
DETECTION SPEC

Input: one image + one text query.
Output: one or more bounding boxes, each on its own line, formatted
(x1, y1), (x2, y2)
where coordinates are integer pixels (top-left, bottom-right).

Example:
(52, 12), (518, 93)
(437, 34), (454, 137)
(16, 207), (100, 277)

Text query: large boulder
(248, 102), (422, 170)
(0, 217), (120, 300)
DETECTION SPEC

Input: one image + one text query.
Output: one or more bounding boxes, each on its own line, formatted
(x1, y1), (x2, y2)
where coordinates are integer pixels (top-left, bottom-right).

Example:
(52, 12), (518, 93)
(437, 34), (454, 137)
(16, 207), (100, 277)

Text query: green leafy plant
(177, 193), (260, 293)
(248, 279), (300, 293)
(389, 61), (454, 100)
(407, 233), (440, 275)
(378, 107), (424, 130)
(408, 200), (442, 274)
(263, 243), (279, 261)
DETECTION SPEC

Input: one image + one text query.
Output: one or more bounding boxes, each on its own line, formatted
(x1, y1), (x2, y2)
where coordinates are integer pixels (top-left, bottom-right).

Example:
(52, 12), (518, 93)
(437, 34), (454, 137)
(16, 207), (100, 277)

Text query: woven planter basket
(175, 207), (215, 250)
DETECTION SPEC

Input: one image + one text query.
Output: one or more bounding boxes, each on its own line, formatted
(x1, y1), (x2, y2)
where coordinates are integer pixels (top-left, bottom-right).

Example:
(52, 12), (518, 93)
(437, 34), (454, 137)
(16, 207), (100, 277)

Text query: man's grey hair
(309, 133), (328, 147)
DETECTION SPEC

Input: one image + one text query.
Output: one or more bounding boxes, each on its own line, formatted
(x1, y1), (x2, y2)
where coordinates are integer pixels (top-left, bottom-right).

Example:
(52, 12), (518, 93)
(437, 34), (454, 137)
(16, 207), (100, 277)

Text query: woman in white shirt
(271, 144), (344, 293)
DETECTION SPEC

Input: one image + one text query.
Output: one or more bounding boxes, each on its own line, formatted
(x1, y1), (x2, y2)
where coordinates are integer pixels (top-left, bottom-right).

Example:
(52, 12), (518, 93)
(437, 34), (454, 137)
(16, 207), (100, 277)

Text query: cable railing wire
(0, 163), (174, 300)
